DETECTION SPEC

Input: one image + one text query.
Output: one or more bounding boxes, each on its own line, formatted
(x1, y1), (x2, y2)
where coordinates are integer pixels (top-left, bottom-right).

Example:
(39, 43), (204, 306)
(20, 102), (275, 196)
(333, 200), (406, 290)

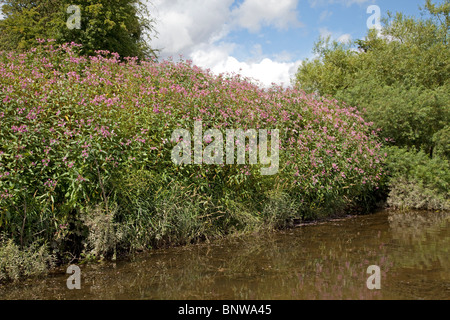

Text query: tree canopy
(0, 0), (158, 59)
(294, 0), (450, 158)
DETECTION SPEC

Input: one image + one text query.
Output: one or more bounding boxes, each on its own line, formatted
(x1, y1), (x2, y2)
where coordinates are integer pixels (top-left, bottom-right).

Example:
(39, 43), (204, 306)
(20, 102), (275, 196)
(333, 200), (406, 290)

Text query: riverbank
(1, 43), (447, 286)
(1, 209), (448, 300)
(0, 199), (446, 285)
(0, 204), (374, 284)
(0, 207), (383, 285)
(0, 42), (387, 282)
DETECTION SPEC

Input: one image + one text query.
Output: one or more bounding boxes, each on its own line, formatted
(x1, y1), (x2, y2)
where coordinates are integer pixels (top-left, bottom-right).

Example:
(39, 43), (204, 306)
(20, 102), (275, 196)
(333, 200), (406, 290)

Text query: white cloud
(157, 11), (195, 53)
(273, 50), (295, 62)
(319, 27), (333, 39)
(151, 0), (234, 56)
(319, 27), (352, 43)
(231, 0), (303, 33)
(149, 0), (304, 87)
(190, 43), (236, 68)
(194, 54), (302, 88)
(319, 10), (333, 22)
(309, 0), (371, 7)
(337, 33), (352, 43)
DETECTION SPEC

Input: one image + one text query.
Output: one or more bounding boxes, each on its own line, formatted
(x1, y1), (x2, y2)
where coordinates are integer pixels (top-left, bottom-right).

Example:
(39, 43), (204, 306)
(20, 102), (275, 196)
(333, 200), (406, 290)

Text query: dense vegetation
(0, 0), (157, 59)
(294, 0), (450, 210)
(0, 42), (385, 279)
(1, 0), (448, 282)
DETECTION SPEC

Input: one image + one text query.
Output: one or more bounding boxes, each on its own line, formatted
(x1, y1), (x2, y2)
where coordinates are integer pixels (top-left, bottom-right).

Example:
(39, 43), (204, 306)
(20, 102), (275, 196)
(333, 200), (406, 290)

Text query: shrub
(80, 205), (125, 260)
(384, 146), (450, 210)
(0, 239), (55, 282)
(433, 125), (450, 159)
(0, 42), (386, 262)
(387, 177), (450, 211)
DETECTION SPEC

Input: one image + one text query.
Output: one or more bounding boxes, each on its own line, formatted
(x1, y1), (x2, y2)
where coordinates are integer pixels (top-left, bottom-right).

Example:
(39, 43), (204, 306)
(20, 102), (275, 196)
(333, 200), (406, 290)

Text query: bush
(387, 177), (450, 211)
(0, 239), (55, 282)
(433, 125), (450, 159)
(384, 146), (450, 210)
(294, 4), (450, 157)
(115, 173), (218, 250)
(80, 205), (125, 260)
(0, 42), (386, 262)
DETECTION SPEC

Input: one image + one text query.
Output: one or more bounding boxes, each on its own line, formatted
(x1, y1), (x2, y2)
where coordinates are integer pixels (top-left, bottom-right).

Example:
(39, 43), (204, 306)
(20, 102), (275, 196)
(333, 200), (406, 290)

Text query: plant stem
(94, 158), (109, 214)
(20, 198), (27, 249)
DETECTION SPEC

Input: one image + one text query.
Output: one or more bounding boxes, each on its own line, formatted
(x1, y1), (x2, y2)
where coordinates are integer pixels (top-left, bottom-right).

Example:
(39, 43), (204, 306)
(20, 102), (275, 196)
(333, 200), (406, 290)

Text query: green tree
(294, 0), (450, 157)
(0, 0), (158, 59)
(294, 0), (450, 210)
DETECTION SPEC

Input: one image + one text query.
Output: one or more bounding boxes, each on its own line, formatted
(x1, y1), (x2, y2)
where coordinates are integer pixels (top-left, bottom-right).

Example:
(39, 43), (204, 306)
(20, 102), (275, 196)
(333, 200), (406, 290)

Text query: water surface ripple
(1, 210), (449, 300)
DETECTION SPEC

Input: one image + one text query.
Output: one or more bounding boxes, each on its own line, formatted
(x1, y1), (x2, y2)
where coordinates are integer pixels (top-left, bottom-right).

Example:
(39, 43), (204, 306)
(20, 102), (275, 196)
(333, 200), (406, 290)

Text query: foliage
(384, 146), (450, 210)
(0, 238), (55, 282)
(293, 1), (450, 210)
(294, 1), (450, 156)
(0, 0), (158, 59)
(384, 146), (450, 194)
(387, 177), (450, 210)
(433, 125), (450, 159)
(80, 205), (124, 260)
(0, 42), (386, 263)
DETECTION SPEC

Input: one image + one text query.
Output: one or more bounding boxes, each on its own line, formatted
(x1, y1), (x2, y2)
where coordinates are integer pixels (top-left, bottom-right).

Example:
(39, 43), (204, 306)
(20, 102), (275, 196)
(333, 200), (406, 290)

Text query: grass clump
(0, 239), (55, 282)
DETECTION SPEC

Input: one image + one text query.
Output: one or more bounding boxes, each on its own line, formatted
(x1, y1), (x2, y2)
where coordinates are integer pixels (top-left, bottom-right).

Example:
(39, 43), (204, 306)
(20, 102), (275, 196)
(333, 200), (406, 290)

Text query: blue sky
(0, 0), (428, 87)
(150, 0), (427, 87)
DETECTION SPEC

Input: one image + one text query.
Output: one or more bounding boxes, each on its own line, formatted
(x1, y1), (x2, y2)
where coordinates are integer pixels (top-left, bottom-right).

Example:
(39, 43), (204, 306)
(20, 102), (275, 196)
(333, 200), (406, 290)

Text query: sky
(0, 0), (428, 87)
(149, 0), (426, 87)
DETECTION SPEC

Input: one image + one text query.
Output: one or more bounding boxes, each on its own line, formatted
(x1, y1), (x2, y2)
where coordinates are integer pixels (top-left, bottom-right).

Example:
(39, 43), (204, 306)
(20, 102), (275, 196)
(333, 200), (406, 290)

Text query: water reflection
(0, 210), (448, 300)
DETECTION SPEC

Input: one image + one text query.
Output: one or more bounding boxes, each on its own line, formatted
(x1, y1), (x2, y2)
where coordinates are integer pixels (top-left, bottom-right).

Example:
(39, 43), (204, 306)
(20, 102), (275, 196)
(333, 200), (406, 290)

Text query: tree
(423, 0), (450, 42)
(0, 0), (63, 51)
(294, 0), (450, 157)
(0, 0), (158, 59)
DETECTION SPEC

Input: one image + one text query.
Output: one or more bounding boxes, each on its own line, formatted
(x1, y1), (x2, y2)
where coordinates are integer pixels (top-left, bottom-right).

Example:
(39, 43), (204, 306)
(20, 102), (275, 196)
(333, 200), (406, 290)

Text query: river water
(0, 210), (449, 300)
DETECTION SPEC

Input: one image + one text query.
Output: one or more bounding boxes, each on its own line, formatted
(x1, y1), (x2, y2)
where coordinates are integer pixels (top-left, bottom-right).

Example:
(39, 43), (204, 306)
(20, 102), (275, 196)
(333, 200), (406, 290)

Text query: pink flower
(44, 179), (57, 188)
(11, 125), (28, 133)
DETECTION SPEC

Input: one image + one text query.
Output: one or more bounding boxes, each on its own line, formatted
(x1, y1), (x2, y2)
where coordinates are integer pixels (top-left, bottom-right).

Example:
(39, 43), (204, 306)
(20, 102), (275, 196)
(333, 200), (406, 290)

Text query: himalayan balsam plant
(0, 41), (386, 255)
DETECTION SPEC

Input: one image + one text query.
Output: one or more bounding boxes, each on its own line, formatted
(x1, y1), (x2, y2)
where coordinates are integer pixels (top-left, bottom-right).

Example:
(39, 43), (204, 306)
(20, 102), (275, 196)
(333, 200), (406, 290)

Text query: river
(0, 210), (448, 300)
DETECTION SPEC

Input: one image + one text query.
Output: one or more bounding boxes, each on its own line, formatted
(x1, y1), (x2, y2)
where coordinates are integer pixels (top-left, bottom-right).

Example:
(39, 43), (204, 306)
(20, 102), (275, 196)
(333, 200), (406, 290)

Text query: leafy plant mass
(0, 41), (385, 273)
(0, 0), (158, 59)
(170, 120), (280, 176)
(294, 0), (450, 211)
(1, 0), (447, 286)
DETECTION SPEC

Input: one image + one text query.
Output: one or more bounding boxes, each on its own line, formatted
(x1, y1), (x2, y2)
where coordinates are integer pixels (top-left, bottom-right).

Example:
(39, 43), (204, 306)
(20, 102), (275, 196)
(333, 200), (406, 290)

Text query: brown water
(0, 210), (449, 300)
